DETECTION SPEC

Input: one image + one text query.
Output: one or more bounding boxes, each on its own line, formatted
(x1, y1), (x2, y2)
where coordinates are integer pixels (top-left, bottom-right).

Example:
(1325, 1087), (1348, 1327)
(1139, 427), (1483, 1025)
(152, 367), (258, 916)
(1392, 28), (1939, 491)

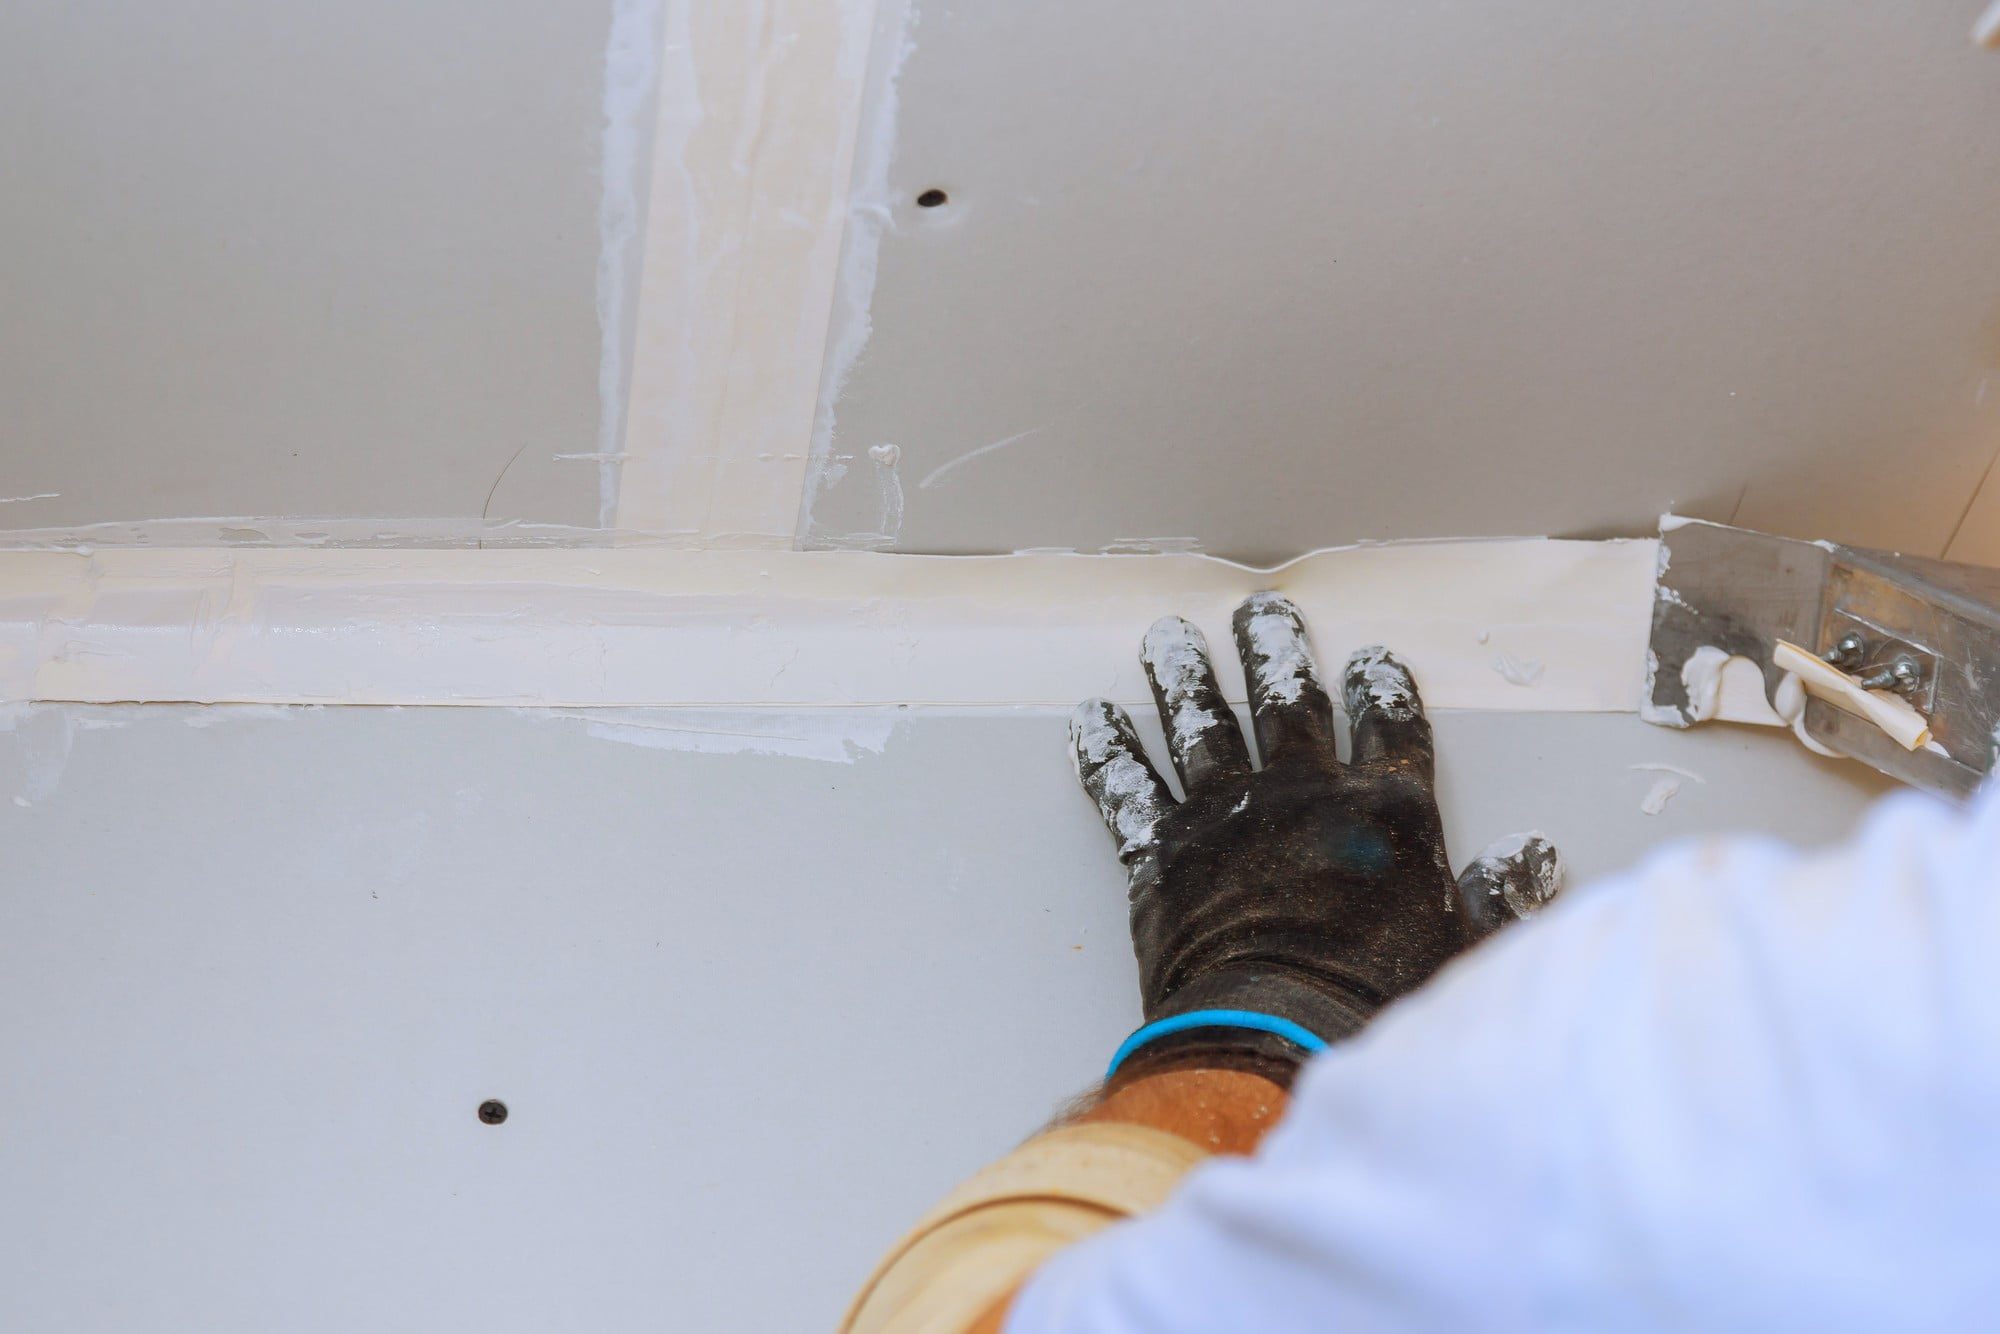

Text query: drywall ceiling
(0, 703), (1890, 1329)
(802, 0), (2000, 562)
(0, 1), (608, 534)
(3, 1), (1997, 562)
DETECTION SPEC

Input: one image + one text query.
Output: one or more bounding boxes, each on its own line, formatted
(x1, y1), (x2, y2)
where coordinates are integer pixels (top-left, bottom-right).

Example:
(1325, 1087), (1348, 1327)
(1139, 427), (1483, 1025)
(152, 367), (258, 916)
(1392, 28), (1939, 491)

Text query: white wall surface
(0, 704), (1888, 1331)
(0, 2), (610, 533)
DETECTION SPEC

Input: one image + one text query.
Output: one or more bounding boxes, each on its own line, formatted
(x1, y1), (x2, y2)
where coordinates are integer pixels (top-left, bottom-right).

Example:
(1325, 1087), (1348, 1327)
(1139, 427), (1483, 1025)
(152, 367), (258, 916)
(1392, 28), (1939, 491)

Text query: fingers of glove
(1140, 616), (1251, 791)
(1068, 699), (1175, 865)
(1454, 832), (1565, 936)
(1230, 593), (1338, 766)
(1343, 646), (1434, 775)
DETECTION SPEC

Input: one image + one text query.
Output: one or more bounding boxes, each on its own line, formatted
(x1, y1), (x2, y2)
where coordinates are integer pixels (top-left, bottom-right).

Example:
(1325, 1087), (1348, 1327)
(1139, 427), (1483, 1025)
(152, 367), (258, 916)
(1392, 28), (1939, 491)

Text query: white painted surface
(0, 2), (608, 532)
(0, 704), (1891, 1331)
(802, 0), (2000, 562)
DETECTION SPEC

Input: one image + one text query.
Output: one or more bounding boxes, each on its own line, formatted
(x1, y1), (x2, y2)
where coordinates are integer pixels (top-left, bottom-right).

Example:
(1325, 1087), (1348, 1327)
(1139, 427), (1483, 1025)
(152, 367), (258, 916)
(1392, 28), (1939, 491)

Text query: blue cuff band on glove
(1105, 1009), (1328, 1079)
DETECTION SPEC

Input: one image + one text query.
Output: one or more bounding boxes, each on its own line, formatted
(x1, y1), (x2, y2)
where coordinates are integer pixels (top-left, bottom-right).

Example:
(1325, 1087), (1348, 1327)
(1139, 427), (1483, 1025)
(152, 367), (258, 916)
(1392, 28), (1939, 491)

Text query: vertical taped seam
(615, 0), (880, 545)
(594, 0), (667, 531)
(795, 0), (916, 549)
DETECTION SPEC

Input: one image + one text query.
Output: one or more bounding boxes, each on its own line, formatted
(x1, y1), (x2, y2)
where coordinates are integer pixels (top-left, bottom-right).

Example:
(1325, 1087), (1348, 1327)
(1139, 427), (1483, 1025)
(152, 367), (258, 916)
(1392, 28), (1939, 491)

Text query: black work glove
(1069, 593), (1562, 1082)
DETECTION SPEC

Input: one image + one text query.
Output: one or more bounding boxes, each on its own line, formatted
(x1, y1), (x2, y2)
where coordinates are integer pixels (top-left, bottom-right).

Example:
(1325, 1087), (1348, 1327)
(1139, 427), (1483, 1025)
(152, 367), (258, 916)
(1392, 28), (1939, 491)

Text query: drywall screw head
(1825, 633), (1867, 667)
(478, 1099), (508, 1125)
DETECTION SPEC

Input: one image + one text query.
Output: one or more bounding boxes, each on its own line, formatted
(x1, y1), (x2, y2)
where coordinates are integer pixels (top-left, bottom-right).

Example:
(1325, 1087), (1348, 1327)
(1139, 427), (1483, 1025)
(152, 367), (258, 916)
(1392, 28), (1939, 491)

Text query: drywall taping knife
(1644, 517), (2000, 797)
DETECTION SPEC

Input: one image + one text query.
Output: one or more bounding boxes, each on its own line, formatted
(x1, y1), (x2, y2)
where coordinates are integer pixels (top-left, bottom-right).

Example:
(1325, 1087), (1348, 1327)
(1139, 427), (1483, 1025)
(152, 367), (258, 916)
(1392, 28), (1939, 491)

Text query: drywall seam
(0, 539), (1656, 710)
(613, 0), (879, 545)
(795, 0), (916, 549)
(531, 707), (903, 763)
(593, 0), (667, 530)
(0, 518), (649, 549)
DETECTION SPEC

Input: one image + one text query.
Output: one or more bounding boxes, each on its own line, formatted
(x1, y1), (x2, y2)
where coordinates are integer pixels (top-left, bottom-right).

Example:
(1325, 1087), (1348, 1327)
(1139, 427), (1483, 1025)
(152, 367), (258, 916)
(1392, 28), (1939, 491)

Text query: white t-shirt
(1010, 783), (2000, 1332)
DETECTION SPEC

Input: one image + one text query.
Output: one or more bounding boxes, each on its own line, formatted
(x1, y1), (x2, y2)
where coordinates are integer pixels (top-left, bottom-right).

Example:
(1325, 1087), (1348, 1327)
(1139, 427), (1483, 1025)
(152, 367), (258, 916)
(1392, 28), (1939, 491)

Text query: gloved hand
(1069, 593), (1562, 1084)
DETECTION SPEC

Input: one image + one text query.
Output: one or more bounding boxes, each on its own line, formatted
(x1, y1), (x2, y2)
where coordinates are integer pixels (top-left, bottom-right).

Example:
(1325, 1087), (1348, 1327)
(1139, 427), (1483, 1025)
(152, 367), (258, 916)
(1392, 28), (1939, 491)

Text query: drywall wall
(0, 703), (1891, 1330)
(0, 1), (609, 532)
(0, 10), (1956, 1328)
(801, 0), (2000, 562)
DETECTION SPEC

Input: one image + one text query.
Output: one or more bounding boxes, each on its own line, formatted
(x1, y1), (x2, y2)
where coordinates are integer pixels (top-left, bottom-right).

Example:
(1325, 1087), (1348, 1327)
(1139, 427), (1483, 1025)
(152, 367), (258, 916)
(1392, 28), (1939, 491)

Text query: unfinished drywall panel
(0, 1), (611, 534)
(802, 0), (2000, 562)
(0, 703), (1890, 1331)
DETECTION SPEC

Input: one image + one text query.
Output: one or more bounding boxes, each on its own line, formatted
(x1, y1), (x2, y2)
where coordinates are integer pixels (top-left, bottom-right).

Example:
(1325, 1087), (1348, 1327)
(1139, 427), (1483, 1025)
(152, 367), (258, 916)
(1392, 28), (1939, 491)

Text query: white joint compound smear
(179, 703), (315, 728)
(1345, 645), (1417, 722)
(1678, 646), (1787, 727)
(1638, 774), (1683, 815)
(798, 0), (917, 546)
(0, 702), (75, 803)
(540, 707), (901, 764)
(1069, 703), (1166, 857)
(867, 443), (905, 539)
(1676, 644), (1839, 760)
(1653, 645), (1841, 760)
(1679, 646), (1735, 723)
(1239, 593), (1317, 704)
(1141, 616), (1222, 757)
(1631, 761), (1704, 782)
(1638, 649), (1673, 725)
(594, 0), (664, 530)
(1490, 652), (1545, 687)
(1773, 671), (1842, 758)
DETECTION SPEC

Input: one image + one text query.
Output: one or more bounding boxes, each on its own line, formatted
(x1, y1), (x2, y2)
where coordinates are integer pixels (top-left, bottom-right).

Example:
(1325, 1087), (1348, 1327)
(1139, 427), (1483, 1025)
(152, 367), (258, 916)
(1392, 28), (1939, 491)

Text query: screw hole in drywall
(478, 1099), (509, 1125)
(916, 188), (948, 208)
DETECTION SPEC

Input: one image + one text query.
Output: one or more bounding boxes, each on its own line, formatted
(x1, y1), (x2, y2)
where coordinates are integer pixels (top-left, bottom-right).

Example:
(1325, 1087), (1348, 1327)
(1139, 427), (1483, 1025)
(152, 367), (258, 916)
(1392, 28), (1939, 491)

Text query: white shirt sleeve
(1007, 784), (2000, 1333)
